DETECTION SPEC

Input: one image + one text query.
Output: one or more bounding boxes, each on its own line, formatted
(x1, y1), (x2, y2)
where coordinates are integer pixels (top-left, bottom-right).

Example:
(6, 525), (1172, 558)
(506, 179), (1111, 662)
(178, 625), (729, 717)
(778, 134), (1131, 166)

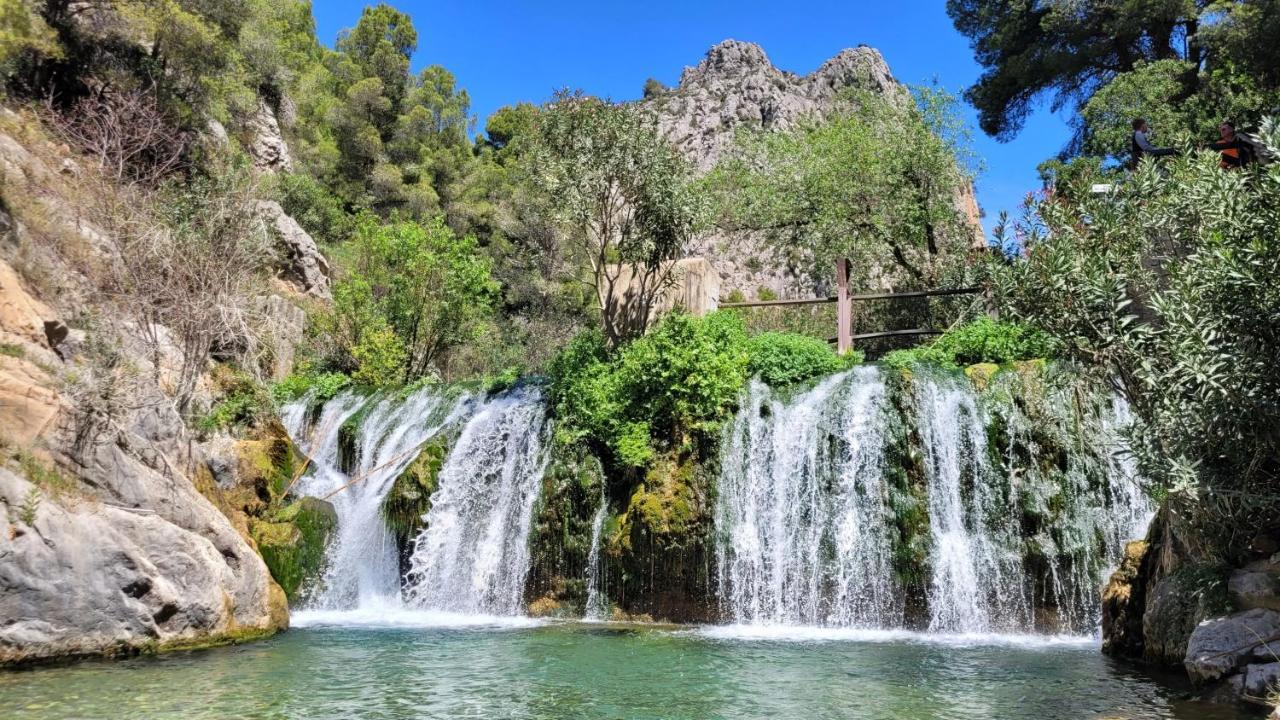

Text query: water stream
(582, 482), (610, 620)
(402, 387), (551, 616)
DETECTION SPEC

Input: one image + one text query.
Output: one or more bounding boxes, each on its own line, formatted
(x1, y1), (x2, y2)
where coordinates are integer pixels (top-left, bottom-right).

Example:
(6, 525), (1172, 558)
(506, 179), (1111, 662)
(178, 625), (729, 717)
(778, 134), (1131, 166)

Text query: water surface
(0, 618), (1254, 720)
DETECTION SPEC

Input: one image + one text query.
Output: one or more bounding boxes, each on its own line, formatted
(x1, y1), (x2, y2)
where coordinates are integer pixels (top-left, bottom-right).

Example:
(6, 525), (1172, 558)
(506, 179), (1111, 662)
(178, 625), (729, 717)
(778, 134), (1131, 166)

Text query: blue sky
(311, 1), (1075, 240)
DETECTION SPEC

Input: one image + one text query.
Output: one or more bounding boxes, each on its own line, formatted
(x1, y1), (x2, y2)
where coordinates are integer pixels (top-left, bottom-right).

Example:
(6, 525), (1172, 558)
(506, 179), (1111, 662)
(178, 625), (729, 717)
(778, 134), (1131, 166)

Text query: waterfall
(715, 367), (899, 627)
(915, 375), (1027, 633)
(282, 387), (470, 610)
(402, 387), (550, 616)
(582, 484), (609, 620)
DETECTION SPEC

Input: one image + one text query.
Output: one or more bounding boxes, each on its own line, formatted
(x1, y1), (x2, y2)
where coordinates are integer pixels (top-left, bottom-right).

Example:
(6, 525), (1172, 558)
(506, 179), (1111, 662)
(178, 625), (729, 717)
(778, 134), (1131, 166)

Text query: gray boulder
(1244, 662), (1280, 700)
(245, 98), (293, 173)
(0, 466), (287, 665)
(1230, 569), (1280, 612)
(1185, 608), (1280, 684)
(257, 200), (331, 300)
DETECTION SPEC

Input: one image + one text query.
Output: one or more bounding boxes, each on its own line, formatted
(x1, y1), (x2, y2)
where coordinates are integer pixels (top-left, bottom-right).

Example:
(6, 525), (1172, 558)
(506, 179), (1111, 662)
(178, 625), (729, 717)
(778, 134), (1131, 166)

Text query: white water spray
(282, 387), (469, 610)
(403, 387), (550, 616)
(715, 367), (899, 627)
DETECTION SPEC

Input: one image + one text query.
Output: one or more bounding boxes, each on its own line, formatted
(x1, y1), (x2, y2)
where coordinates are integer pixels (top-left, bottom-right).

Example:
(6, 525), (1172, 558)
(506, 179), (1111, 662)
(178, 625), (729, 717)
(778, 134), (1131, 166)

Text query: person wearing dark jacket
(1206, 120), (1252, 169)
(1131, 118), (1176, 168)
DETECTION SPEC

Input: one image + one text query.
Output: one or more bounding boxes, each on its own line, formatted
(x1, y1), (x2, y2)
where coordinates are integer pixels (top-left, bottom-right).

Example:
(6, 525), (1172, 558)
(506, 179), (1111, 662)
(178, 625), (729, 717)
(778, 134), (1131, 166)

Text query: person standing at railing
(1205, 120), (1254, 169)
(1130, 118), (1176, 169)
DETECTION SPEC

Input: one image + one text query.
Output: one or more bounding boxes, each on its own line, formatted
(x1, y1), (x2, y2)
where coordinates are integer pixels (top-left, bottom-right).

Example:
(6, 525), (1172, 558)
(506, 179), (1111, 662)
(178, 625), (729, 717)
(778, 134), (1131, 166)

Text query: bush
(271, 370), (351, 404)
(930, 317), (1056, 366)
(881, 318), (1055, 370)
(274, 173), (356, 245)
(747, 332), (856, 386)
(329, 217), (499, 384)
(548, 312), (751, 467)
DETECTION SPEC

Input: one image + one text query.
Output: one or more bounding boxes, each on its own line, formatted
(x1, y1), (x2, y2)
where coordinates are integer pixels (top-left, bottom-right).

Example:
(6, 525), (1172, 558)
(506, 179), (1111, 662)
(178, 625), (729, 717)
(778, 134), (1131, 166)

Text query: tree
(708, 88), (974, 290)
(949, 0), (1280, 152)
(947, 0), (1208, 141)
(521, 92), (706, 347)
(330, 217), (499, 382)
(987, 122), (1280, 555)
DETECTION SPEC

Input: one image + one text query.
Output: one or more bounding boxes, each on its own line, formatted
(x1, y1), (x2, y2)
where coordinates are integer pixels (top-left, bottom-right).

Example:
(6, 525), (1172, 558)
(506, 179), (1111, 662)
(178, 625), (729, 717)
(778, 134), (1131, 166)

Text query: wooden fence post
(836, 257), (851, 355)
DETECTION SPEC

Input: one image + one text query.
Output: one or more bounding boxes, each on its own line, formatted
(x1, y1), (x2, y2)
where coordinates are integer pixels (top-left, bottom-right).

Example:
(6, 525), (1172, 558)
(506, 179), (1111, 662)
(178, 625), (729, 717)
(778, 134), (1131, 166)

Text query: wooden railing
(716, 258), (982, 354)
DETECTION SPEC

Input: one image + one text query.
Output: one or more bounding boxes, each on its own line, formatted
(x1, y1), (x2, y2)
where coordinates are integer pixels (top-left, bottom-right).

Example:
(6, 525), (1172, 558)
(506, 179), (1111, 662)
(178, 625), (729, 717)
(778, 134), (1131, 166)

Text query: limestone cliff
(0, 108), (315, 665)
(640, 40), (985, 297)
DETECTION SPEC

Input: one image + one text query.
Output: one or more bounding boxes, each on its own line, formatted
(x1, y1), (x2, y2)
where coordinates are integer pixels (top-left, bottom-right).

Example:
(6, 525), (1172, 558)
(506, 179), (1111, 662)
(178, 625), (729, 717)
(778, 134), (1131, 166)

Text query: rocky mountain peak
(679, 39), (779, 84)
(645, 39), (904, 172)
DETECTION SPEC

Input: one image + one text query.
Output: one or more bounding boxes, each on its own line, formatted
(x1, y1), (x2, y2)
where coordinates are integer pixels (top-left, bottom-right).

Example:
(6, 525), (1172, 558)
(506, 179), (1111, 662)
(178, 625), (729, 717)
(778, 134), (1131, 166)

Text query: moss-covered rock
(525, 445), (605, 613)
(381, 436), (450, 549)
(963, 362), (1000, 391)
(250, 497), (337, 603)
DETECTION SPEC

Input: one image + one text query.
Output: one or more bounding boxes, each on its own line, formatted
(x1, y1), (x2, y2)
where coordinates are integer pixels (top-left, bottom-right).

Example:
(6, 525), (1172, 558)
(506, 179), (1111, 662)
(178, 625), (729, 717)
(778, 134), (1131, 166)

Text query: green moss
(0, 342), (25, 358)
(250, 497), (337, 602)
(963, 362), (1001, 390)
(381, 437), (450, 543)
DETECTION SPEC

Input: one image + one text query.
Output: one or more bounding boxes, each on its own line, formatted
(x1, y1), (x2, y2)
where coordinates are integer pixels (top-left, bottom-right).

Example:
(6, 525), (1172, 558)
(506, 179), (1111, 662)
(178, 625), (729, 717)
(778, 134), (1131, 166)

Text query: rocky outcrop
(640, 40), (984, 298)
(644, 40), (902, 173)
(257, 200), (331, 300)
(245, 98), (293, 173)
(0, 119), (289, 665)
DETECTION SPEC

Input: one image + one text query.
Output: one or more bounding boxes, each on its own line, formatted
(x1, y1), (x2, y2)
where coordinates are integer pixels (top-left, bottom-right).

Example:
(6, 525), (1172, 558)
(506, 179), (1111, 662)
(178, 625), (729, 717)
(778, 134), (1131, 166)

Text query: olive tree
(521, 91), (706, 346)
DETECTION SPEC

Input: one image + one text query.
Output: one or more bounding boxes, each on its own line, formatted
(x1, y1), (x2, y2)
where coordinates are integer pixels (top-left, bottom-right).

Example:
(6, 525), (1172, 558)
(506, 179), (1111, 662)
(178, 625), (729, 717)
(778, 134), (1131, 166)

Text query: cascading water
(914, 374), (1028, 633)
(715, 367), (899, 627)
(402, 386), (550, 616)
(282, 387), (470, 610)
(714, 362), (1152, 637)
(582, 484), (609, 620)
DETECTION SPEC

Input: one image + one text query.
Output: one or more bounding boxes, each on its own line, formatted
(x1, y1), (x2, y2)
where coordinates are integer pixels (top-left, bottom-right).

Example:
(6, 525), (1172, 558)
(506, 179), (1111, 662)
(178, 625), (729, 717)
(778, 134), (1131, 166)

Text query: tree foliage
(988, 125), (1280, 555)
(708, 88), (976, 289)
(325, 218), (499, 384)
(521, 91), (706, 346)
(949, 0), (1280, 154)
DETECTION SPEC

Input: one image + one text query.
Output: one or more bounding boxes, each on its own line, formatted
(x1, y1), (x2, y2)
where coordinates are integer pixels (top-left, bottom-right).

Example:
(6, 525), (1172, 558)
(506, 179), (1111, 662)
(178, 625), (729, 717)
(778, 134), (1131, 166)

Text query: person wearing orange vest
(1206, 120), (1252, 169)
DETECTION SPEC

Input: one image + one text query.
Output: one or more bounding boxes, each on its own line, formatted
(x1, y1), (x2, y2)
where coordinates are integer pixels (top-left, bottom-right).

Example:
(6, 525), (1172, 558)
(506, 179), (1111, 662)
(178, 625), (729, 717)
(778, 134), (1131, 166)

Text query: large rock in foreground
(0, 468), (287, 664)
(1185, 609), (1280, 685)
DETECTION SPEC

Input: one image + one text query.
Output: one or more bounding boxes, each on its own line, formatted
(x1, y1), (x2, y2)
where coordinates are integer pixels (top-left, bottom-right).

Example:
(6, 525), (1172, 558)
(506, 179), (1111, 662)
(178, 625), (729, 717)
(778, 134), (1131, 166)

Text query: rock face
(639, 40), (984, 298)
(644, 40), (902, 173)
(245, 98), (293, 173)
(0, 120), (289, 665)
(1185, 609), (1280, 685)
(257, 200), (331, 300)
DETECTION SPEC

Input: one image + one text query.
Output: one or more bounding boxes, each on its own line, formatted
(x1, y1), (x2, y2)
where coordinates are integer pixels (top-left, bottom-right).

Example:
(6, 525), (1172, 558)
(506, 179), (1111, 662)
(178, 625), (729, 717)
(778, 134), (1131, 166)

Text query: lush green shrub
(328, 217), (499, 385)
(747, 332), (856, 386)
(271, 370), (352, 404)
(548, 312), (751, 467)
(930, 317), (1056, 366)
(881, 318), (1055, 371)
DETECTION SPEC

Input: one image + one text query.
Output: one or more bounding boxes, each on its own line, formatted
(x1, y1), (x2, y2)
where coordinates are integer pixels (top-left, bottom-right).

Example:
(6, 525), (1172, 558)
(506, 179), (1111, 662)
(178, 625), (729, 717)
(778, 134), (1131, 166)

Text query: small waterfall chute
(715, 367), (899, 627)
(583, 482), (609, 621)
(402, 387), (551, 616)
(282, 387), (471, 610)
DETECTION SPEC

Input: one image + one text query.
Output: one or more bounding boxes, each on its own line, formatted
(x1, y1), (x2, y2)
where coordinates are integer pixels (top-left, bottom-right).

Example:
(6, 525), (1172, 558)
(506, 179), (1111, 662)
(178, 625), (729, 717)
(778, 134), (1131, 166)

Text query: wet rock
(1102, 540), (1150, 658)
(1185, 609), (1280, 685)
(250, 497), (337, 603)
(1144, 577), (1202, 665)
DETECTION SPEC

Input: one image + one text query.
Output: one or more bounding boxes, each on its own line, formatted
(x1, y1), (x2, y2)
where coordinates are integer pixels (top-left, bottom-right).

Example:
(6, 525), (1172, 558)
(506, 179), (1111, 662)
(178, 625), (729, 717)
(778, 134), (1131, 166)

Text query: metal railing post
(836, 258), (851, 355)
